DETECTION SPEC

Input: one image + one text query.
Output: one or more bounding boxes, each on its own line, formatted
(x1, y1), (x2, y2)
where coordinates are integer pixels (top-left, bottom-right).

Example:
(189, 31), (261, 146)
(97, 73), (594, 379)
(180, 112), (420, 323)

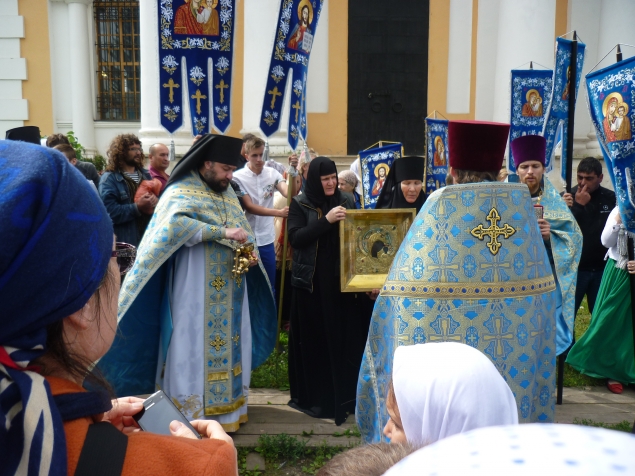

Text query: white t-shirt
(233, 166), (283, 246)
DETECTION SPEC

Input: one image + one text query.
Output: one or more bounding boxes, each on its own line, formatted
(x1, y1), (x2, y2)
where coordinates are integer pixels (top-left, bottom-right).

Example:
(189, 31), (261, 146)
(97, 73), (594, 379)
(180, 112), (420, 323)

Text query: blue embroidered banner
(508, 69), (553, 173)
(586, 56), (635, 233)
(425, 118), (449, 194)
(158, 0), (236, 135)
(259, 0), (324, 150)
(360, 143), (402, 209)
(541, 38), (586, 180)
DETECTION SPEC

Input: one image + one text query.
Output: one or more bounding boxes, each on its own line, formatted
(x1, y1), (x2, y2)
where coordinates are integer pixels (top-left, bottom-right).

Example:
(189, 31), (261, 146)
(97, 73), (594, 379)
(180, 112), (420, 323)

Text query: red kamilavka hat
(448, 120), (510, 172)
(511, 135), (547, 168)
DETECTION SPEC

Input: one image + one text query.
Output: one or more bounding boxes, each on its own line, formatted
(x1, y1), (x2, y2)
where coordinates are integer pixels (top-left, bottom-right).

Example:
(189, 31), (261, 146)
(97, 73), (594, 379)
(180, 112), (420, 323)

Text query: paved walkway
(232, 386), (635, 447)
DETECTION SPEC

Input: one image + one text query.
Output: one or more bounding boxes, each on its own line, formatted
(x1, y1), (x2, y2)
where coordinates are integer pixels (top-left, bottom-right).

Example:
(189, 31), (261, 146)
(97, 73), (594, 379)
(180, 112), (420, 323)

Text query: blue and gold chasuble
(98, 169), (276, 417)
(356, 183), (558, 444)
(539, 177), (582, 355)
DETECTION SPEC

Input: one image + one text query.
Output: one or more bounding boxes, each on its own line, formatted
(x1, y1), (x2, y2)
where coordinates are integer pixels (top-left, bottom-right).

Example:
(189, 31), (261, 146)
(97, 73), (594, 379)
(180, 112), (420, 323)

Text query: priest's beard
(202, 167), (229, 193)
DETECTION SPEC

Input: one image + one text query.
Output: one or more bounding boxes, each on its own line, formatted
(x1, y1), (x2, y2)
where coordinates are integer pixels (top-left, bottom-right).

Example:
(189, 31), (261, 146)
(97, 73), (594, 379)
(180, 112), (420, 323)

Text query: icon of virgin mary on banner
(586, 55), (635, 233)
(541, 38), (586, 181)
(158, 0), (237, 135)
(259, 0), (324, 150)
(508, 69), (553, 173)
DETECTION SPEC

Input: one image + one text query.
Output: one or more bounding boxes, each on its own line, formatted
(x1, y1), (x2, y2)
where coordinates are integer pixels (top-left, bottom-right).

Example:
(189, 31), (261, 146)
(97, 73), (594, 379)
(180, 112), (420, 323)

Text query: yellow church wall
(555, 0), (568, 38)
(427, 0), (478, 121)
(18, 0), (54, 135)
(306, 0), (347, 156)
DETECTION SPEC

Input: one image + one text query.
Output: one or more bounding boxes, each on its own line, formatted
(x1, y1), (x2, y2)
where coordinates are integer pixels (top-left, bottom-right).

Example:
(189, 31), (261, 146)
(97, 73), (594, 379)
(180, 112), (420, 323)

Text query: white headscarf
(384, 424), (635, 475)
(393, 342), (518, 445)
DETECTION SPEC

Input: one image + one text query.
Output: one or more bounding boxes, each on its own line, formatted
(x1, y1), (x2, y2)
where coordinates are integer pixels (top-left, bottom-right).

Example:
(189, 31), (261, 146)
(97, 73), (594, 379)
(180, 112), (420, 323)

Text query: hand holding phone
(133, 390), (201, 439)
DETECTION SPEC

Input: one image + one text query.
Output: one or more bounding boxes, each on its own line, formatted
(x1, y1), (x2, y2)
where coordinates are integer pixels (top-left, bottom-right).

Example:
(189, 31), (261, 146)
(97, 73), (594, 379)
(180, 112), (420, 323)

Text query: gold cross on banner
(470, 207), (516, 255)
(215, 79), (229, 104)
(209, 334), (227, 352)
(292, 100), (301, 122)
(191, 89), (207, 114)
(268, 86), (282, 109)
(163, 78), (180, 103)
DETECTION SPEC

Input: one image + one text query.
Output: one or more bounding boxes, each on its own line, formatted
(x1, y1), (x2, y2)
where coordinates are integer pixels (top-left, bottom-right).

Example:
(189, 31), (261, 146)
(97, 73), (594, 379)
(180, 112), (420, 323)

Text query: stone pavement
(231, 385), (635, 447)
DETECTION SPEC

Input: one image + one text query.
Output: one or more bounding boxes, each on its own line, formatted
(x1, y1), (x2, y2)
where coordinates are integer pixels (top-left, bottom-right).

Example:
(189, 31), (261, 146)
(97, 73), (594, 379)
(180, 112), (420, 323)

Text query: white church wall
(446, 0), (473, 114)
(49, 0), (73, 128)
(0, 0), (27, 137)
(306, 0), (328, 114)
(474, 0), (500, 121)
(490, 0), (556, 125)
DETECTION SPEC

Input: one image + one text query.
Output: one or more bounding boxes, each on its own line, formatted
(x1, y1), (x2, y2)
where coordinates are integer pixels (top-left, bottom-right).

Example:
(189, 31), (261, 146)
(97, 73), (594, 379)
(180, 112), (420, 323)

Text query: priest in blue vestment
(98, 134), (277, 432)
(511, 135), (582, 355)
(357, 121), (558, 444)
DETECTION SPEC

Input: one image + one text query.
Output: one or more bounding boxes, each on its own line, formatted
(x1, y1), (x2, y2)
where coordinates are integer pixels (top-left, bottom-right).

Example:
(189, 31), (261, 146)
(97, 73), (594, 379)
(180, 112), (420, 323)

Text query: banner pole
(558, 31), (578, 405)
(565, 31), (578, 194)
(275, 154), (297, 352)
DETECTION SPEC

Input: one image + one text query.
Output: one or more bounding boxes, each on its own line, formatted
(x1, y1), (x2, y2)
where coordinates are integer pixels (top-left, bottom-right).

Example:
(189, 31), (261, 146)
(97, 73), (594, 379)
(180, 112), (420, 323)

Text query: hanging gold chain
(207, 190), (229, 226)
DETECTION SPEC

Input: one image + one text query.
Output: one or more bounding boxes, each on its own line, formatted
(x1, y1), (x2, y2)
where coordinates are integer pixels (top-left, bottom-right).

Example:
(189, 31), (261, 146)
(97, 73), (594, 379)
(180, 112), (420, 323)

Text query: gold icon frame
(340, 209), (416, 292)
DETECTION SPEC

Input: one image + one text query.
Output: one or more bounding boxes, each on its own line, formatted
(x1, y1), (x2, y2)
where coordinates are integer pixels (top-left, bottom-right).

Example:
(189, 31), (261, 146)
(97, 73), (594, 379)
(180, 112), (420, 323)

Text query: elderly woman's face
(401, 180), (423, 203)
(321, 173), (338, 196)
(338, 178), (354, 193)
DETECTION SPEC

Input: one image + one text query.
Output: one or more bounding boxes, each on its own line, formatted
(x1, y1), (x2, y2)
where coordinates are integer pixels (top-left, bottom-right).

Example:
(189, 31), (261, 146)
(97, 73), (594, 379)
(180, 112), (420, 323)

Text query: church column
(64, 0), (96, 154)
(242, 0), (292, 155)
(138, 0), (194, 156)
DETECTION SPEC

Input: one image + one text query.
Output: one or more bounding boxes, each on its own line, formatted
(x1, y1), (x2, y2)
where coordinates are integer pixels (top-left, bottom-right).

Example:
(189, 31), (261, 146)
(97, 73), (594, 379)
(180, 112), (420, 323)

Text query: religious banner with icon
(424, 118), (449, 194)
(586, 55), (635, 233)
(158, 0), (237, 135)
(541, 38), (586, 179)
(259, 0), (324, 149)
(359, 143), (402, 209)
(508, 69), (553, 173)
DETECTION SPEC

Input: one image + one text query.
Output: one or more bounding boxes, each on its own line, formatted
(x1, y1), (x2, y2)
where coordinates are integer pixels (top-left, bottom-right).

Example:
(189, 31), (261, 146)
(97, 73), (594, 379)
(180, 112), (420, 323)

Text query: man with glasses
(99, 134), (155, 246)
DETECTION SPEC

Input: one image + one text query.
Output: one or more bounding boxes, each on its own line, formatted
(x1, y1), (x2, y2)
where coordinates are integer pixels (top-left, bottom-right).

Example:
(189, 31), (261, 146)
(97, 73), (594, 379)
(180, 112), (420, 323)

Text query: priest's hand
(96, 397), (144, 435)
(627, 260), (635, 275)
(326, 206), (347, 224)
(225, 227), (247, 243)
(248, 251), (258, 267)
(170, 420), (235, 446)
(562, 192), (574, 207)
(538, 218), (551, 240)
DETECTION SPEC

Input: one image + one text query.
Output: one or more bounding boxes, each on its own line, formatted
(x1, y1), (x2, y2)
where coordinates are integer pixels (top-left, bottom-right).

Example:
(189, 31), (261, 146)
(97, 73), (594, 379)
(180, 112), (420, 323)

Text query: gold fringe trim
(219, 413), (248, 433)
(204, 396), (245, 416)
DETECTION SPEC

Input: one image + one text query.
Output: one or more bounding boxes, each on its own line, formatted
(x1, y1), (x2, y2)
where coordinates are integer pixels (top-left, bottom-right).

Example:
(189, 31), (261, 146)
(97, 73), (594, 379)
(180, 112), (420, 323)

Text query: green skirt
(566, 258), (635, 383)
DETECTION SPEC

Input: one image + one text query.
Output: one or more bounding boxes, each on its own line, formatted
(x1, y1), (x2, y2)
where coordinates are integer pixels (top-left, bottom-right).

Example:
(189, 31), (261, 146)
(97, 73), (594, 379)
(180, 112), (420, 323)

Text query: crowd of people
(2, 121), (635, 475)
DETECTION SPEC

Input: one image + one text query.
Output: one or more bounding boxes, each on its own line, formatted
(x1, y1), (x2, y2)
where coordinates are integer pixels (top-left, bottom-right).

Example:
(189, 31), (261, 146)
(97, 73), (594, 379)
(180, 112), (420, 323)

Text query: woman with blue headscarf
(0, 140), (237, 475)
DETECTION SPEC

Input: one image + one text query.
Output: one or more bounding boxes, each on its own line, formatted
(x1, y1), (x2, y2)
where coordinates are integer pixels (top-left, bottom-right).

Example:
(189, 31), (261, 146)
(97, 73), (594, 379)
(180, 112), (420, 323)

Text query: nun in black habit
(287, 157), (374, 425)
(375, 156), (426, 212)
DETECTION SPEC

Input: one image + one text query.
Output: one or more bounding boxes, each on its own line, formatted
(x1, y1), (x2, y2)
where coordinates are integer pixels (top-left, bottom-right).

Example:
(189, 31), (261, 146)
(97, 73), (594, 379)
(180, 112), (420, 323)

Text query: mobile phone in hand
(133, 390), (202, 439)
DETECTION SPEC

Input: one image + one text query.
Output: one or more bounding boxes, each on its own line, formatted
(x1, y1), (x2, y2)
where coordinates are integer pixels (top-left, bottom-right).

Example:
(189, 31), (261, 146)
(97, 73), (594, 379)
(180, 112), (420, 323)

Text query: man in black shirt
(563, 157), (615, 317)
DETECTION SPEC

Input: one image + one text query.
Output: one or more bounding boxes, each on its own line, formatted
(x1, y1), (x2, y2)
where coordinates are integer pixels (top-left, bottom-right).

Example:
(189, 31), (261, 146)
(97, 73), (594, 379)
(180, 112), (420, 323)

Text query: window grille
(94, 1), (140, 121)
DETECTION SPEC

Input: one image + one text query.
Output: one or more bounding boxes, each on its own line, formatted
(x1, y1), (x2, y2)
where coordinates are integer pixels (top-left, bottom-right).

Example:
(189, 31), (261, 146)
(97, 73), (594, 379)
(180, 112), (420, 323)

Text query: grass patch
(251, 331), (290, 390)
(573, 418), (634, 432)
(563, 298), (603, 387)
(238, 434), (354, 475)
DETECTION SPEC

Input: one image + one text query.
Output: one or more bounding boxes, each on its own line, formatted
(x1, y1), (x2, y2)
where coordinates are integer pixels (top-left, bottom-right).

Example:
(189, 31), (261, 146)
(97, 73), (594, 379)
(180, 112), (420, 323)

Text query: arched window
(94, 0), (140, 120)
